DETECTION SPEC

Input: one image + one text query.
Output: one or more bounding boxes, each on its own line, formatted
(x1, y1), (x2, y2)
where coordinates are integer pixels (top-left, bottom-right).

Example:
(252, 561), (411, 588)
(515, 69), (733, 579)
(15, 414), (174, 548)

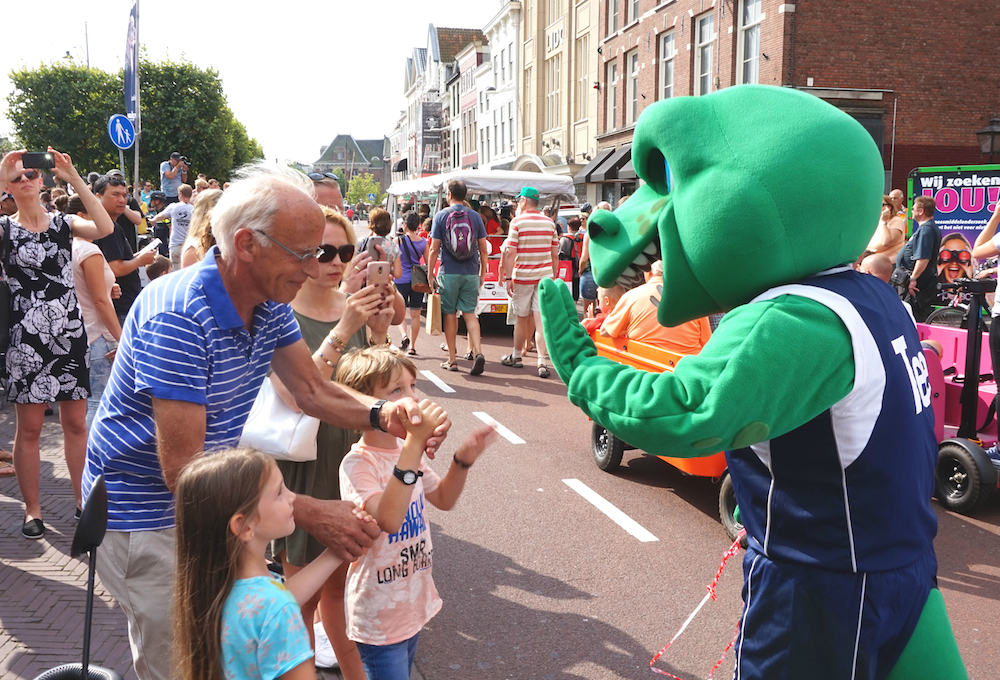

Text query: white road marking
(562, 479), (659, 542)
(473, 412), (525, 444)
(420, 370), (456, 394)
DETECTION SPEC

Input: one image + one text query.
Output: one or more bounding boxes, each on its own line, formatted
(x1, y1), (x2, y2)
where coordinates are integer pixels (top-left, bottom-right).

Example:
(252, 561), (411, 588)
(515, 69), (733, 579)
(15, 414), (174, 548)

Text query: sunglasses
(308, 172), (339, 182)
(319, 243), (355, 263)
(938, 249), (971, 265)
(11, 170), (39, 183)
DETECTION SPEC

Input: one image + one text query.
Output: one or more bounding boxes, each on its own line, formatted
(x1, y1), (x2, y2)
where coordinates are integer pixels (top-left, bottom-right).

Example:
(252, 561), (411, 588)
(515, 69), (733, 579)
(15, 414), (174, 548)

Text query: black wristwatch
(393, 466), (423, 485)
(370, 399), (386, 432)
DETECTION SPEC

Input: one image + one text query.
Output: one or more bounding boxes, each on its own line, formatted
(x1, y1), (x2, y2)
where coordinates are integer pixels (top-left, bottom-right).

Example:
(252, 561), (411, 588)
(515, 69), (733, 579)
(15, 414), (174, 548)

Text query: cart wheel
(924, 307), (967, 329)
(718, 471), (745, 543)
(935, 441), (995, 513)
(592, 423), (626, 472)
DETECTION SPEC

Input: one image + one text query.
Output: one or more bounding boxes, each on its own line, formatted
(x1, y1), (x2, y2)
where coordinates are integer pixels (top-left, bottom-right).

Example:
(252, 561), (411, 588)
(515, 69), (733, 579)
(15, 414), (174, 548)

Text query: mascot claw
(539, 278), (596, 385)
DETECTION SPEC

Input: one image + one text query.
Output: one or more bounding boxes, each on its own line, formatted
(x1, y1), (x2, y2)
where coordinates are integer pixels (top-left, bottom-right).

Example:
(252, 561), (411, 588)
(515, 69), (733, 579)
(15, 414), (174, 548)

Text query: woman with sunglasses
(936, 233), (976, 304)
(0, 148), (114, 539)
(268, 205), (389, 680)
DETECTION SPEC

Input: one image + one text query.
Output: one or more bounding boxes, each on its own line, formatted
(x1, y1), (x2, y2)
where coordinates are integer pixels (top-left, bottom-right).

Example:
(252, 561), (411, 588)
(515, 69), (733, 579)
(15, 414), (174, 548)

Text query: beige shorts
(510, 281), (542, 317)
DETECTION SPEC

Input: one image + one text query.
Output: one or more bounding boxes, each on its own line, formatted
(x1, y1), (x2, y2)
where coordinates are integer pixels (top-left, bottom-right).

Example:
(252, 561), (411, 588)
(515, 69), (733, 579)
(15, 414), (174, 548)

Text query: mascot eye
(664, 158), (673, 193)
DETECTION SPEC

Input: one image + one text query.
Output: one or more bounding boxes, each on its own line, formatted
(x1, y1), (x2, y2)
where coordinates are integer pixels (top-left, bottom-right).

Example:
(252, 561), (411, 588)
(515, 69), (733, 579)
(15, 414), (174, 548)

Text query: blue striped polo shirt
(81, 246), (302, 531)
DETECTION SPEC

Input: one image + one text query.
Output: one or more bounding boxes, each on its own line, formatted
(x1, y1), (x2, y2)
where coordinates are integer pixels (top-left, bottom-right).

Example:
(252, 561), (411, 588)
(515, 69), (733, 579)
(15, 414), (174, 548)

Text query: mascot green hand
(540, 85), (967, 679)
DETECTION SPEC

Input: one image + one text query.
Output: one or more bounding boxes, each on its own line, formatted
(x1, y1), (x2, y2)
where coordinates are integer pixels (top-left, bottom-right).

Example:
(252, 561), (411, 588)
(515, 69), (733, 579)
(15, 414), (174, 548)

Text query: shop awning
(572, 148), (614, 184)
(392, 159), (408, 172)
(590, 144), (632, 182)
(619, 155), (636, 181)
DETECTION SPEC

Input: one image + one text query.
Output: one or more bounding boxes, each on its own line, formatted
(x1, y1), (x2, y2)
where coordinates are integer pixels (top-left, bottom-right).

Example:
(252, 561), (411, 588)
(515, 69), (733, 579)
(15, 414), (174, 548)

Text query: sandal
(500, 354), (523, 368)
(0, 460), (15, 477)
(407, 348), (418, 356)
(0, 449), (12, 463)
(471, 353), (486, 376)
(400, 337), (410, 351)
(464, 351), (474, 361)
(538, 365), (551, 379)
(440, 342), (448, 352)
(440, 360), (459, 372)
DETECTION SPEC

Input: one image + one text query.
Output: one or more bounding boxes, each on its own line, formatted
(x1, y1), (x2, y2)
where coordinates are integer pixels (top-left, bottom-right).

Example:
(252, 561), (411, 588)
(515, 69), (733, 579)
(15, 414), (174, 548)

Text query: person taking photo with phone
(0, 148), (115, 539)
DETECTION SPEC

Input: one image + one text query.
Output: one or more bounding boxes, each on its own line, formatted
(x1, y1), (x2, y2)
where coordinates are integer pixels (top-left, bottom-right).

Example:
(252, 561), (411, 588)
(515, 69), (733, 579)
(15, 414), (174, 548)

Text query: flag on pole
(124, 2), (137, 118)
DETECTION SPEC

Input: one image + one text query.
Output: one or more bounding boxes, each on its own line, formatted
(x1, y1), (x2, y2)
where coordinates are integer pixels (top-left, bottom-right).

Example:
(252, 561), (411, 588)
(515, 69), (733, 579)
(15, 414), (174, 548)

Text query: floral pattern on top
(221, 576), (312, 680)
(2, 213), (89, 403)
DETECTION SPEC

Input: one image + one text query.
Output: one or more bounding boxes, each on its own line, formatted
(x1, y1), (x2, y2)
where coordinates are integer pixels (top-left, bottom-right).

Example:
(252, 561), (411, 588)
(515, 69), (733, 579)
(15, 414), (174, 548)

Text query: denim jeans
(356, 633), (420, 680)
(87, 336), (116, 429)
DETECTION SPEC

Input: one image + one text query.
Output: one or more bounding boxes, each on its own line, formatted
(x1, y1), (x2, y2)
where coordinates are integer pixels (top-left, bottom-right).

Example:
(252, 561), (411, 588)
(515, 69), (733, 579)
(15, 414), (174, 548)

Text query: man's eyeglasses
(938, 249), (972, 265)
(308, 172), (339, 182)
(10, 170), (39, 183)
(319, 243), (355, 263)
(254, 230), (326, 264)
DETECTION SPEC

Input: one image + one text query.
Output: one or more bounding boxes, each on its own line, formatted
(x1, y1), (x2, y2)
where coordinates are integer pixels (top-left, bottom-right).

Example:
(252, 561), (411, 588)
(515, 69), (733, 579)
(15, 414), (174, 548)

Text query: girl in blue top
(173, 447), (374, 680)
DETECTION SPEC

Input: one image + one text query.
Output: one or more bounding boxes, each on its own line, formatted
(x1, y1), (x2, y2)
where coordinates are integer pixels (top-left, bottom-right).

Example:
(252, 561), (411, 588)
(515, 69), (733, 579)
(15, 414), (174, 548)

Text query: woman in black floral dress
(1, 149), (114, 539)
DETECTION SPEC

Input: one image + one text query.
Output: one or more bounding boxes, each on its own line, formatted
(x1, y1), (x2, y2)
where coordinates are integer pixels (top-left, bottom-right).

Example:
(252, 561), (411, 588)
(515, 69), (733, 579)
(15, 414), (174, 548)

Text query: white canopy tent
(387, 169), (577, 202)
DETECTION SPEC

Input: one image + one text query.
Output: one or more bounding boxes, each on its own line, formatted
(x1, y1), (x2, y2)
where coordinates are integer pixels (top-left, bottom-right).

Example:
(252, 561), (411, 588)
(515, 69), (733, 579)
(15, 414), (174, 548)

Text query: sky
(1, 1), (501, 166)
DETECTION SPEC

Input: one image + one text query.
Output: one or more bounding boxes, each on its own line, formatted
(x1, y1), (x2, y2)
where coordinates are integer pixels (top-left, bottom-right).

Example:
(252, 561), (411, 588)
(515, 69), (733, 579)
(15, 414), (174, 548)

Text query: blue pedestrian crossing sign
(368, 193), (376, 201)
(108, 114), (136, 150)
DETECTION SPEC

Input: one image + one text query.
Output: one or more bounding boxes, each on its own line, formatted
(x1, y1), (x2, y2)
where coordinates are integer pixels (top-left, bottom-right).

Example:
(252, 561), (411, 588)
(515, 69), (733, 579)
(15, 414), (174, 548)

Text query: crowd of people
(2, 140), (988, 680)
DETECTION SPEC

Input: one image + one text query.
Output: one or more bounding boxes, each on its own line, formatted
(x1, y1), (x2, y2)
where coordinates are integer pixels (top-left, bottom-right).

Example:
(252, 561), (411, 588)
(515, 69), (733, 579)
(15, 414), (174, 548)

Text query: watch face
(403, 470), (417, 484)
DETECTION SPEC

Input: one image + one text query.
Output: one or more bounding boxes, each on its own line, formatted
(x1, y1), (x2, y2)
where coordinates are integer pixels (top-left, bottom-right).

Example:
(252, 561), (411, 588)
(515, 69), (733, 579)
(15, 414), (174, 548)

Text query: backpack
(443, 207), (475, 260)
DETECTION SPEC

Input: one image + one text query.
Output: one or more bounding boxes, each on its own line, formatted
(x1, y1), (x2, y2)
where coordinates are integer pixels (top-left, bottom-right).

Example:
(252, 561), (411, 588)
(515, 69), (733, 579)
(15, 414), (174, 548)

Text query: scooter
(32, 475), (125, 680)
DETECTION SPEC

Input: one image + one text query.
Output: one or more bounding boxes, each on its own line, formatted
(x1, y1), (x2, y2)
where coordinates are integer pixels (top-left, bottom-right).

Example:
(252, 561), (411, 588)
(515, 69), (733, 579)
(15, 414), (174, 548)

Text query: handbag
(403, 236), (433, 294)
(426, 293), (443, 335)
(238, 376), (320, 462)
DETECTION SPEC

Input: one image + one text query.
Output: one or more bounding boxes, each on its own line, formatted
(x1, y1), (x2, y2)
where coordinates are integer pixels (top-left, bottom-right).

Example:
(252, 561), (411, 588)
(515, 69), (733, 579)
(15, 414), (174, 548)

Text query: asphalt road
(397, 314), (1000, 680)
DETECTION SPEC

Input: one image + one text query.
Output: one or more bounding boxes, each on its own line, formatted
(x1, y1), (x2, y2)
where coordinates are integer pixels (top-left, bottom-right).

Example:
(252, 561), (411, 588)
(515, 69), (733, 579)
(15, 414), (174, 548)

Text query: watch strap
(393, 466), (423, 485)
(453, 455), (472, 469)
(370, 399), (387, 432)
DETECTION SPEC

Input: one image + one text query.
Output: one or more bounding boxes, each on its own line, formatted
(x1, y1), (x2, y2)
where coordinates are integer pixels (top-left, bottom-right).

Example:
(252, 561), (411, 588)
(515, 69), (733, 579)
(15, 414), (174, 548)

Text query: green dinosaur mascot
(539, 85), (966, 679)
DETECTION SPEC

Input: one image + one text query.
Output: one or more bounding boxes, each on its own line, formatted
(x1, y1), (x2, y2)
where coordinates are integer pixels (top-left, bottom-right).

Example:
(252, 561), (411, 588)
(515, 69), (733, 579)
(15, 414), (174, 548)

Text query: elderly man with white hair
(599, 259), (713, 356)
(81, 161), (450, 680)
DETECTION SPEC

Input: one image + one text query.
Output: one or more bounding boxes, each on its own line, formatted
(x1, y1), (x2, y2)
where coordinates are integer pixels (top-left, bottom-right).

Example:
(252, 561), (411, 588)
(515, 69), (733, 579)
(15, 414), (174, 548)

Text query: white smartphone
(139, 238), (161, 256)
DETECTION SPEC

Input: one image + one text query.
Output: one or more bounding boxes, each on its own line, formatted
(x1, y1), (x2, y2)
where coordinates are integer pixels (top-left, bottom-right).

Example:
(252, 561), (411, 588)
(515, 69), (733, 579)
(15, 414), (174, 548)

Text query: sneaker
(984, 444), (999, 458)
(22, 518), (45, 539)
(313, 622), (339, 669)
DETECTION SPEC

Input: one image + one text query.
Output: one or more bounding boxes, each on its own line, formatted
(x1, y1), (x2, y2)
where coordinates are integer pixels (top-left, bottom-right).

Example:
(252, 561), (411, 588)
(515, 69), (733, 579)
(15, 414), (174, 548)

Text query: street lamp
(975, 114), (1000, 164)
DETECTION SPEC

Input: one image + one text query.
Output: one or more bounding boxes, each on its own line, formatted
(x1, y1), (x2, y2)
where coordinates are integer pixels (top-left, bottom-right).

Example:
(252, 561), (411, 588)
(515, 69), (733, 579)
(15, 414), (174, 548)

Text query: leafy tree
(346, 172), (384, 207)
(5, 58), (264, 184)
(6, 62), (120, 175)
(332, 168), (346, 196)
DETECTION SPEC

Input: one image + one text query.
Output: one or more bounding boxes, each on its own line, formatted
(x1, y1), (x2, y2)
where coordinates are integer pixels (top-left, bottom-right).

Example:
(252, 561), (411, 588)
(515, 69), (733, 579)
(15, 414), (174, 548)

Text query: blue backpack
(443, 208), (475, 260)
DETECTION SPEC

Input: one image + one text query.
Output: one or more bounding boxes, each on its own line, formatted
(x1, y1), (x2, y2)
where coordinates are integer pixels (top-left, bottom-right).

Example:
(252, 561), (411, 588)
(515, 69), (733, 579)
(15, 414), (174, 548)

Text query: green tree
(346, 172), (384, 207)
(6, 62), (120, 175)
(5, 58), (264, 184)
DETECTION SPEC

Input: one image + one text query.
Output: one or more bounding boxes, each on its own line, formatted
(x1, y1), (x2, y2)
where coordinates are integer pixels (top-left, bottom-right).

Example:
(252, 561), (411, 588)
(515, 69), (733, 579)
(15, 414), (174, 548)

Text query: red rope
(649, 530), (745, 678)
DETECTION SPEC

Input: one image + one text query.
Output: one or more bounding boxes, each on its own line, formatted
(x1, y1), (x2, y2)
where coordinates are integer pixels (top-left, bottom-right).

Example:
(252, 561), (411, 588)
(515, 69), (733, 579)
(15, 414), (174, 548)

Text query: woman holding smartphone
(0, 149), (114, 538)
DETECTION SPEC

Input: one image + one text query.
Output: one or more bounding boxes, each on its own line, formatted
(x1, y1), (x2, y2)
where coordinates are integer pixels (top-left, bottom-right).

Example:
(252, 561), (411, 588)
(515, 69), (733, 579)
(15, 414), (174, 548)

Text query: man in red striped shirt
(500, 187), (560, 378)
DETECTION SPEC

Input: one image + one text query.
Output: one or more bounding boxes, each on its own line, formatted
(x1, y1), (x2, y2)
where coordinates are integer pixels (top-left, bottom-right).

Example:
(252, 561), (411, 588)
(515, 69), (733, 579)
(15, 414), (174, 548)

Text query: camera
(179, 156), (191, 166)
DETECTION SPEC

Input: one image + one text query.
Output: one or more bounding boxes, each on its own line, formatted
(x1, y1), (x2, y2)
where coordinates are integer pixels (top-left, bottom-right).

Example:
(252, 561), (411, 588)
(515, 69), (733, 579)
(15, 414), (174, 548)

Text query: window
(545, 54), (561, 132)
(659, 31), (675, 100)
(627, 0), (639, 25)
(695, 13), (714, 96)
(606, 60), (618, 132)
(494, 110), (499, 155)
(576, 35), (589, 121)
(494, 57), (499, 87)
(485, 127), (491, 163)
(500, 48), (506, 83)
(548, 0), (561, 24)
(509, 101), (515, 152)
(626, 49), (639, 126)
(608, 0), (619, 35)
(501, 111), (506, 154)
(739, 0), (762, 84)
(524, 67), (532, 136)
(525, 0), (532, 36)
(509, 43), (514, 79)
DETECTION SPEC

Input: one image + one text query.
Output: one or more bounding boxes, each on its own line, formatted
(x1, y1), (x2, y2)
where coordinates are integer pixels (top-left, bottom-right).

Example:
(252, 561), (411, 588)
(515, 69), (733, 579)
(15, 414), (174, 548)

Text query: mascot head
(587, 85), (885, 325)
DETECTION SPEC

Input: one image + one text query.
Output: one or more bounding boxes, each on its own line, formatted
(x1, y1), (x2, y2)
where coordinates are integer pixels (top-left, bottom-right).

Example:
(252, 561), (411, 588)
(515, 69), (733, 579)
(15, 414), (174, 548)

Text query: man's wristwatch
(393, 466), (423, 485)
(370, 399), (387, 432)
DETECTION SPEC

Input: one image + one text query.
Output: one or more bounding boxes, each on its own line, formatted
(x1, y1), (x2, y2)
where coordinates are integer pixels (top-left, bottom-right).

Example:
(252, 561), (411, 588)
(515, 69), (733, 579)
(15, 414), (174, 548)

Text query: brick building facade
(582, 0), (1000, 204)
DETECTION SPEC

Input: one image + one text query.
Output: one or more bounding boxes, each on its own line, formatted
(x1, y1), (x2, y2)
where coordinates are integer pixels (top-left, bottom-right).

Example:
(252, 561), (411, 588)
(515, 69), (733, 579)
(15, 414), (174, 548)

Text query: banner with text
(908, 165), (1000, 245)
